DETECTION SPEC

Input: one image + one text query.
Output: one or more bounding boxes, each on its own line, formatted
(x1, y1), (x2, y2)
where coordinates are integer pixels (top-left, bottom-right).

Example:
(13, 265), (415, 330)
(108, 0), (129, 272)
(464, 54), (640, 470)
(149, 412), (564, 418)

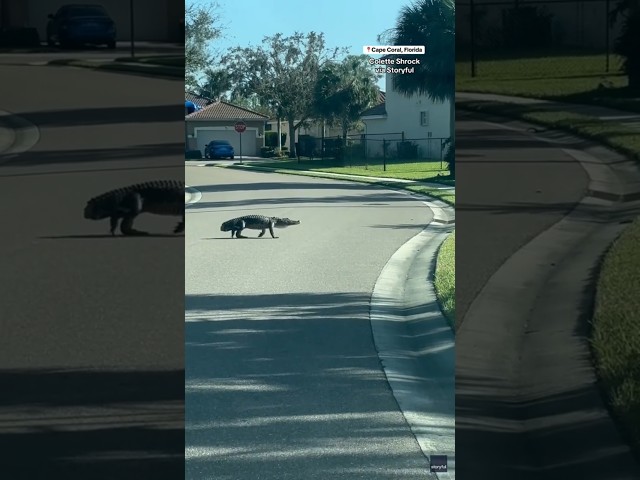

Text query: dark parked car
(205, 140), (235, 160)
(46, 4), (116, 49)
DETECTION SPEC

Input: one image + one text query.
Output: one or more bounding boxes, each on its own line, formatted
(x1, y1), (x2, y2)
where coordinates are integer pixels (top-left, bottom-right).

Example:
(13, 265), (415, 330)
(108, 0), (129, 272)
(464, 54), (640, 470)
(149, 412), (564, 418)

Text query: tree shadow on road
(0, 368), (184, 480)
(186, 192), (419, 210)
(2, 143), (183, 167)
(185, 291), (448, 479)
(39, 233), (184, 239)
(19, 104), (183, 128)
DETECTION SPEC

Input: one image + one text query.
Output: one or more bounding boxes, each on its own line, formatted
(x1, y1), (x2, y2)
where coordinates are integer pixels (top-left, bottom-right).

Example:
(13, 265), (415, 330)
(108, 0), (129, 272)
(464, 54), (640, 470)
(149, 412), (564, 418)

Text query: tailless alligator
(84, 180), (184, 236)
(220, 215), (300, 239)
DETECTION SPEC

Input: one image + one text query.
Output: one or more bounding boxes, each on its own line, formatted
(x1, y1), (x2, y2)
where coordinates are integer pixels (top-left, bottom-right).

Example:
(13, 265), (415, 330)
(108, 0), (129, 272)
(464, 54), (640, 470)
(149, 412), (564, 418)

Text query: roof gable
(185, 101), (270, 120)
(361, 102), (387, 117)
(185, 92), (213, 108)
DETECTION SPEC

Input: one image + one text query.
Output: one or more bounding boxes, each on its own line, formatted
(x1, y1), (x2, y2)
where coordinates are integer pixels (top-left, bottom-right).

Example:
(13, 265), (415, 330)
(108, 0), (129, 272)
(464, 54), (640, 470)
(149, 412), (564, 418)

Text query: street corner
(0, 109), (40, 160)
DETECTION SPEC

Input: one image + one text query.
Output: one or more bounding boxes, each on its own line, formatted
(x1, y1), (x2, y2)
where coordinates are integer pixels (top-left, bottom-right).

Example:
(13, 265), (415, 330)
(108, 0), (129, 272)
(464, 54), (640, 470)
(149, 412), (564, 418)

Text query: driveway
(185, 166), (448, 479)
(0, 61), (183, 478)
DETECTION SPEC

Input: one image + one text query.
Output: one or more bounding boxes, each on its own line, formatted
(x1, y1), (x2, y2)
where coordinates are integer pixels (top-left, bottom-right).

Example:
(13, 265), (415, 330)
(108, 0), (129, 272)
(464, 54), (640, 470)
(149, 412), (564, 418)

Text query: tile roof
(186, 100), (270, 120)
(361, 102), (387, 117)
(361, 90), (386, 117)
(185, 91), (213, 108)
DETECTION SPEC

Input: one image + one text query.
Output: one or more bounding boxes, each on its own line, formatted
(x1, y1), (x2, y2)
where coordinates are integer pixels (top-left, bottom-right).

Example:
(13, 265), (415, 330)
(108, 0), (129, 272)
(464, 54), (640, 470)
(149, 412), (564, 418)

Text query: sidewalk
(457, 91), (640, 131)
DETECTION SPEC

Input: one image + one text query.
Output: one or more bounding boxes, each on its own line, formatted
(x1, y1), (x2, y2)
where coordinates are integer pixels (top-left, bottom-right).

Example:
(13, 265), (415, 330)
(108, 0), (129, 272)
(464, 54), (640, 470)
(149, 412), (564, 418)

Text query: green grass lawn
(591, 219), (640, 454)
(457, 52), (640, 113)
(434, 231), (455, 329)
(257, 157), (454, 185)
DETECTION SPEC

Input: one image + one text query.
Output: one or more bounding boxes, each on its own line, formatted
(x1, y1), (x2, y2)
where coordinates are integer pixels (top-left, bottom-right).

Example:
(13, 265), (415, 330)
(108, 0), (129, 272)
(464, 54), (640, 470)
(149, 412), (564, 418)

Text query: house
(360, 66), (451, 160)
(265, 91), (387, 150)
(0, 0), (184, 43)
(185, 92), (213, 110)
(185, 100), (269, 157)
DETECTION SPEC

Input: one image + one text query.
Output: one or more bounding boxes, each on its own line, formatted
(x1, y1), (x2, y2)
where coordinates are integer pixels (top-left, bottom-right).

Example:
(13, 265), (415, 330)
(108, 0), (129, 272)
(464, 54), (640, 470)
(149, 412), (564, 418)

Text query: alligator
(220, 215), (300, 239)
(84, 180), (185, 236)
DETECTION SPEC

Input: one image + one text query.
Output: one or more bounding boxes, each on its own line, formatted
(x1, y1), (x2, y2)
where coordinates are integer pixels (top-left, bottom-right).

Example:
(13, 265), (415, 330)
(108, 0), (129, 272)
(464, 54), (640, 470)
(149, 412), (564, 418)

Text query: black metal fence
(456, 0), (625, 76)
(295, 133), (451, 171)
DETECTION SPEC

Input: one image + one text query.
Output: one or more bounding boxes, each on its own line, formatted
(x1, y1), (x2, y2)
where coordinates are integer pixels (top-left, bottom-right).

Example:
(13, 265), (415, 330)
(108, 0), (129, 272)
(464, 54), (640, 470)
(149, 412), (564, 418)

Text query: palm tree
(379, 0), (455, 176)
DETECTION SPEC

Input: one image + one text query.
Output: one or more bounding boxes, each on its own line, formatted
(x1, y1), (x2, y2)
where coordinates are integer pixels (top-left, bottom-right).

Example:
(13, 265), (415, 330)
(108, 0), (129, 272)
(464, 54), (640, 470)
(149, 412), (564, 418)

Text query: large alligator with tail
(220, 215), (300, 239)
(84, 180), (185, 236)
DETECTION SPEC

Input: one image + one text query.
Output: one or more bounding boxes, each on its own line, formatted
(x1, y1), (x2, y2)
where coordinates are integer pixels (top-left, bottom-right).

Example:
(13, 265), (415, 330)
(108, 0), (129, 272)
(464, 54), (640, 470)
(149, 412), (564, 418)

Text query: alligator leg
(109, 216), (119, 236)
(235, 220), (247, 238)
(174, 213), (185, 233)
(258, 229), (266, 237)
(120, 214), (149, 236)
(268, 223), (278, 239)
(118, 192), (148, 236)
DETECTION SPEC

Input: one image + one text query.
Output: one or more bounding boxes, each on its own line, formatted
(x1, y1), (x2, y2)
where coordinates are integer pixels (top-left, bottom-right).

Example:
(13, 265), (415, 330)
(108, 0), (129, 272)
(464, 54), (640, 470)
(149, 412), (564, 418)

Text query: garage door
(195, 127), (257, 157)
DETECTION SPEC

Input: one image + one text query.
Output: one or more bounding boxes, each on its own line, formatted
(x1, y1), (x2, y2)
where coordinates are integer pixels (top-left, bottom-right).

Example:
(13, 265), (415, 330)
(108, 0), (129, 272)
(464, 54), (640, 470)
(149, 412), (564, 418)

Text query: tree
(222, 32), (346, 158)
(613, 2), (640, 88)
(185, 2), (225, 91)
(197, 68), (232, 100)
(313, 55), (381, 145)
(378, 0), (456, 176)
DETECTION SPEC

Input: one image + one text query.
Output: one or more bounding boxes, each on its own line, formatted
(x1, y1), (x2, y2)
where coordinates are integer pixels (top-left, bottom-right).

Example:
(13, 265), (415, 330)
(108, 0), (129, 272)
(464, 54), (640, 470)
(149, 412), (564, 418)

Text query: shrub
(397, 141), (418, 159)
(265, 131), (287, 147)
(260, 146), (275, 158)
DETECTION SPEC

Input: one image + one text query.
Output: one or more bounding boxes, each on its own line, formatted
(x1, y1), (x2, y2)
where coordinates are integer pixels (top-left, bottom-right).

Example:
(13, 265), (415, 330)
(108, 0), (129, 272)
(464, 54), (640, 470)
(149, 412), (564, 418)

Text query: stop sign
(234, 121), (246, 133)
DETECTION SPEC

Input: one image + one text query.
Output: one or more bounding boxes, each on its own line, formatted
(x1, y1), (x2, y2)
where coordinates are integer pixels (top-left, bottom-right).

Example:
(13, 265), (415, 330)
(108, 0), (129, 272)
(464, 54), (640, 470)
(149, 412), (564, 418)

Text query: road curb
(0, 109), (40, 161)
(455, 107), (640, 478)
(370, 197), (456, 479)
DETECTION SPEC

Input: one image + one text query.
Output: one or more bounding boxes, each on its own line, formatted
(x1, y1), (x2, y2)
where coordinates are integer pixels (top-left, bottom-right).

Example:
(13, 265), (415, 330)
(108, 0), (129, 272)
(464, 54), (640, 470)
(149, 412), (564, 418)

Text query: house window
(427, 132), (433, 138)
(265, 123), (272, 131)
(420, 111), (429, 126)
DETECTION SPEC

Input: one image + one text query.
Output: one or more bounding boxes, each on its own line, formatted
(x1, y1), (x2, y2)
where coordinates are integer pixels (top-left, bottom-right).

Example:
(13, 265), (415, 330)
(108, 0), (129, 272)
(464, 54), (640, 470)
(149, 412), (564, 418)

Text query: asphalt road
(0, 59), (183, 478)
(455, 110), (588, 326)
(185, 166), (440, 479)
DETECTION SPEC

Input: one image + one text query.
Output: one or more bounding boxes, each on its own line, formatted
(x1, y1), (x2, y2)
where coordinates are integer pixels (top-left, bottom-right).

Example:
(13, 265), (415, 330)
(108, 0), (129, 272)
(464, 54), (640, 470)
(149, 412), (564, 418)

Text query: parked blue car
(46, 4), (116, 49)
(205, 140), (235, 160)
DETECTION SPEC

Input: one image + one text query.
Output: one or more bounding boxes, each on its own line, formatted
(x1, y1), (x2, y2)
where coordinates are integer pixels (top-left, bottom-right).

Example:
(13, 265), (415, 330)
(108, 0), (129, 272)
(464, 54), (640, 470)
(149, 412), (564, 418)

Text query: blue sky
(188, 0), (412, 91)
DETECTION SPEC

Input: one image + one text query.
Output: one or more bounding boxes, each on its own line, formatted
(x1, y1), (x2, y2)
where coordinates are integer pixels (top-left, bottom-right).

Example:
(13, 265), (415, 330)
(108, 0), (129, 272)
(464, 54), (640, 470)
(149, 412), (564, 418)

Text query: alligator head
(84, 198), (112, 220)
(220, 219), (239, 232)
(273, 217), (300, 228)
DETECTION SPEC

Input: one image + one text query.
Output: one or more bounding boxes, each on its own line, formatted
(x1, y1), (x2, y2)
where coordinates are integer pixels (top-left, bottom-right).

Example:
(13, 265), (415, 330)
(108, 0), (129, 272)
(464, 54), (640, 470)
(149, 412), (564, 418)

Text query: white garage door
(195, 128), (257, 157)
